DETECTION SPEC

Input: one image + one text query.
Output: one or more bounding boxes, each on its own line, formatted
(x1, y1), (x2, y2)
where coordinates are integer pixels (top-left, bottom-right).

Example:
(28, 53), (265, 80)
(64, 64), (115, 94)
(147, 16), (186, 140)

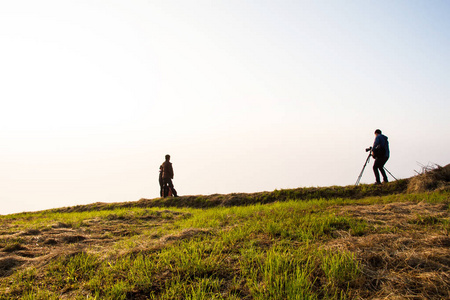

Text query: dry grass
(326, 201), (450, 299)
(51, 179), (411, 213)
(0, 209), (188, 282)
(408, 163), (450, 193)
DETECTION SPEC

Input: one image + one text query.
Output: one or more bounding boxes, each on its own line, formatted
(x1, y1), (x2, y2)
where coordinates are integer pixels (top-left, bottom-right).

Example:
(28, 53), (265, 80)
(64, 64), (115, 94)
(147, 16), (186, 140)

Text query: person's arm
(373, 135), (381, 149)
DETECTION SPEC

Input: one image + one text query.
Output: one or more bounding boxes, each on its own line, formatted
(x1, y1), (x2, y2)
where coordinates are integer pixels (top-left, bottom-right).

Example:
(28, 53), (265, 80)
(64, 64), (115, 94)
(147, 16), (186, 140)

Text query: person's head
(374, 129), (382, 136)
(165, 154), (170, 161)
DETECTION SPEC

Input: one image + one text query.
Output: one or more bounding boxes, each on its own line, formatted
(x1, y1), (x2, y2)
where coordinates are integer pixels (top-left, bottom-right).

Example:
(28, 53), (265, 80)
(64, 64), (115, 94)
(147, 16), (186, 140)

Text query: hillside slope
(1, 168), (449, 299)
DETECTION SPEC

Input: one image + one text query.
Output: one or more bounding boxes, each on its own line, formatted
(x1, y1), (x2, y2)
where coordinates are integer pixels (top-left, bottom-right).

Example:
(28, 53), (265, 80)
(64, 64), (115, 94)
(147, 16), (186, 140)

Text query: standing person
(160, 154), (178, 197)
(372, 129), (390, 184)
(159, 165), (164, 197)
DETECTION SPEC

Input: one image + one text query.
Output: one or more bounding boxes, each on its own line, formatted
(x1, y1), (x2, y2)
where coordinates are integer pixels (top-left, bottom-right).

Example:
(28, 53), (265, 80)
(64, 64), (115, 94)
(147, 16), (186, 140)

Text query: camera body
(365, 146), (372, 152)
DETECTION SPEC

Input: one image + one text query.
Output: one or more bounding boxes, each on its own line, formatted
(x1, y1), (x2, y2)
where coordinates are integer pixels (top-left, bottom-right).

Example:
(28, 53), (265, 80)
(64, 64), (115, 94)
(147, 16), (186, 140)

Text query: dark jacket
(373, 134), (390, 158)
(161, 161), (174, 179)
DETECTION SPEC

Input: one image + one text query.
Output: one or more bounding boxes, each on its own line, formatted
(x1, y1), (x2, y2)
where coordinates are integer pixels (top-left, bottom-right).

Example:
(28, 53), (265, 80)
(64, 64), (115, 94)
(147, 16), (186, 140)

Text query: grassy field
(1, 173), (449, 299)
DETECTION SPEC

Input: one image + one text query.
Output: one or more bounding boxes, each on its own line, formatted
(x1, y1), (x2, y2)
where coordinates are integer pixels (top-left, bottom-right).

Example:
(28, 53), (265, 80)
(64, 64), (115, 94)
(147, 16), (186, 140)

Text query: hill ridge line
(51, 179), (410, 214)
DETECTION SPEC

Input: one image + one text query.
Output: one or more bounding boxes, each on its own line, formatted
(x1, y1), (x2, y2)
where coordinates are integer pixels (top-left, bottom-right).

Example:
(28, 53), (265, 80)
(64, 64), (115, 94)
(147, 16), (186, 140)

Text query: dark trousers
(162, 178), (178, 197)
(373, 156), (389, 183)
(159, 176), (164, 197)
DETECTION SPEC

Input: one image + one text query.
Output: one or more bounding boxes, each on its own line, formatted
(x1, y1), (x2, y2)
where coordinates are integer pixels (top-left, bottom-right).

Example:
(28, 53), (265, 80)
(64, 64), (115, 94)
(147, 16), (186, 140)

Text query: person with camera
(371, 129), (390, 184)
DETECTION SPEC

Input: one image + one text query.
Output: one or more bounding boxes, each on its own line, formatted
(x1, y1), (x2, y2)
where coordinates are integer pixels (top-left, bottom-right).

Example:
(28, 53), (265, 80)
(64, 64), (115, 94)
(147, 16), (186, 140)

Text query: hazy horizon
(1, 0), (449, 215)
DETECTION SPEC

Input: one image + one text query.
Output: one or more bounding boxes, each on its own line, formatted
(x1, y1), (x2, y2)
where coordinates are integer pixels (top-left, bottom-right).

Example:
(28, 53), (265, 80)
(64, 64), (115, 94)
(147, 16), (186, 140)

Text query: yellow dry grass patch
(324, 201), (450, 299)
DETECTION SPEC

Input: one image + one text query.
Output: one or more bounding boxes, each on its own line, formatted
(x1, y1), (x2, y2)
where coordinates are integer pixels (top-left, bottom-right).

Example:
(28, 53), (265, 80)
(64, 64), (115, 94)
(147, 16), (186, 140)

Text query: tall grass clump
(241, 246), (316, 299)
(47, 252), (99, 287)
(321, 250), (361, 291)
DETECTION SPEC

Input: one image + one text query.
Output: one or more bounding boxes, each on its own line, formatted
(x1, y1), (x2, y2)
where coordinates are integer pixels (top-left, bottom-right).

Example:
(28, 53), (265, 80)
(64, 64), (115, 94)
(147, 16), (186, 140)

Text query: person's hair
(165, 154), (170, 160)
(374, 129), (382, 134)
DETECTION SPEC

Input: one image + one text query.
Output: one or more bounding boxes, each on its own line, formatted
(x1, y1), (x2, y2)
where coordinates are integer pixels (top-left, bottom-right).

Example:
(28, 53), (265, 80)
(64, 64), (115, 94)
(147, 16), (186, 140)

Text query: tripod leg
(383, 167), (398, 181)
(355, 154), (371, 185)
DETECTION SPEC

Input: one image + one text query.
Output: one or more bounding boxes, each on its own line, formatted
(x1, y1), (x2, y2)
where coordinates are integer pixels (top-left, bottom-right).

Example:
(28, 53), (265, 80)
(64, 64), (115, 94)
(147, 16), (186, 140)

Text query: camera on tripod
(356, 146), (396, 185)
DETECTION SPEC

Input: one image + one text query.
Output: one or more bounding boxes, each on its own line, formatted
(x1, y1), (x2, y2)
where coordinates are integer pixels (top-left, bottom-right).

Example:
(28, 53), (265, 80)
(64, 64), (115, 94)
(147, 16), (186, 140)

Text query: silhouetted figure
(372, 129), (390, 184)
(159, 165), (164, 197)
(160, 154), (178, 197)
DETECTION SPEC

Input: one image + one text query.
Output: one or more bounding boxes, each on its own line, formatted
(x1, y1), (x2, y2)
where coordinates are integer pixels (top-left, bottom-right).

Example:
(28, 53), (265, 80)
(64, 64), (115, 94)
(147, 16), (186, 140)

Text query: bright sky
(1, 1), (449, 215)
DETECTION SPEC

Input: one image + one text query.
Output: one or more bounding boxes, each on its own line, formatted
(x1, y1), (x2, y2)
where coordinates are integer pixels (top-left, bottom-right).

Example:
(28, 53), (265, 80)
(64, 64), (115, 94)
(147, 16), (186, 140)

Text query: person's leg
(379, 157), (389, 182)
(162, 179), (170, 197)
(165, 179), (178, 197)
(373, 159), (382, 184)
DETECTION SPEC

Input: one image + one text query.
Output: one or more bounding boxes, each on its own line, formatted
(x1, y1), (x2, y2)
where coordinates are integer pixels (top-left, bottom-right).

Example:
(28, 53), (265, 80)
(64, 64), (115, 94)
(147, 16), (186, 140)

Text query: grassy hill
(1, 166), (449, 299)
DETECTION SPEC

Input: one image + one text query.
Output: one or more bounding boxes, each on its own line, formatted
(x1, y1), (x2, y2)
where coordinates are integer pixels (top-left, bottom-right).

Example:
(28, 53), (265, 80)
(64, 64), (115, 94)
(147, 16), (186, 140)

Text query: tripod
(355, 152), (372, 185)
(355, 153), (397, 185)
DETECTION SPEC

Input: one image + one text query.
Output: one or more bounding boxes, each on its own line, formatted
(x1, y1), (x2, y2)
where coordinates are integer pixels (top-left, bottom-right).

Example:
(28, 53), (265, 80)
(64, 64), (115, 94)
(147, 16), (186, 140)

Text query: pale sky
(1, 0), (449, 215)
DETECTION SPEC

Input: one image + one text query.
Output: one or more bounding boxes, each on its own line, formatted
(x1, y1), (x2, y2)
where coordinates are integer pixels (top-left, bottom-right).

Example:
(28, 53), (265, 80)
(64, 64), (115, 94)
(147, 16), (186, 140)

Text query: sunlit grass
(1, 189), (448, 299)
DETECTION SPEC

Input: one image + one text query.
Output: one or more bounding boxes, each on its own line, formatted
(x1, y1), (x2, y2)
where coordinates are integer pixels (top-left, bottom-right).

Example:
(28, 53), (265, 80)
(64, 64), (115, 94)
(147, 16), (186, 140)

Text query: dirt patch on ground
(335, 201), (448, 230)
(160, 228), (213, 243)
(0, 209), (187, 277)
(325, 201), (450, 299)
(0, 257), (25, 277)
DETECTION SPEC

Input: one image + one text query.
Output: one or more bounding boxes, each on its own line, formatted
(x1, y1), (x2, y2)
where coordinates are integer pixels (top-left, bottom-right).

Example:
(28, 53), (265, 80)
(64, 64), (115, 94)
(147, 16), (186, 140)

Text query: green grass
(1, 189), (449, 299)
